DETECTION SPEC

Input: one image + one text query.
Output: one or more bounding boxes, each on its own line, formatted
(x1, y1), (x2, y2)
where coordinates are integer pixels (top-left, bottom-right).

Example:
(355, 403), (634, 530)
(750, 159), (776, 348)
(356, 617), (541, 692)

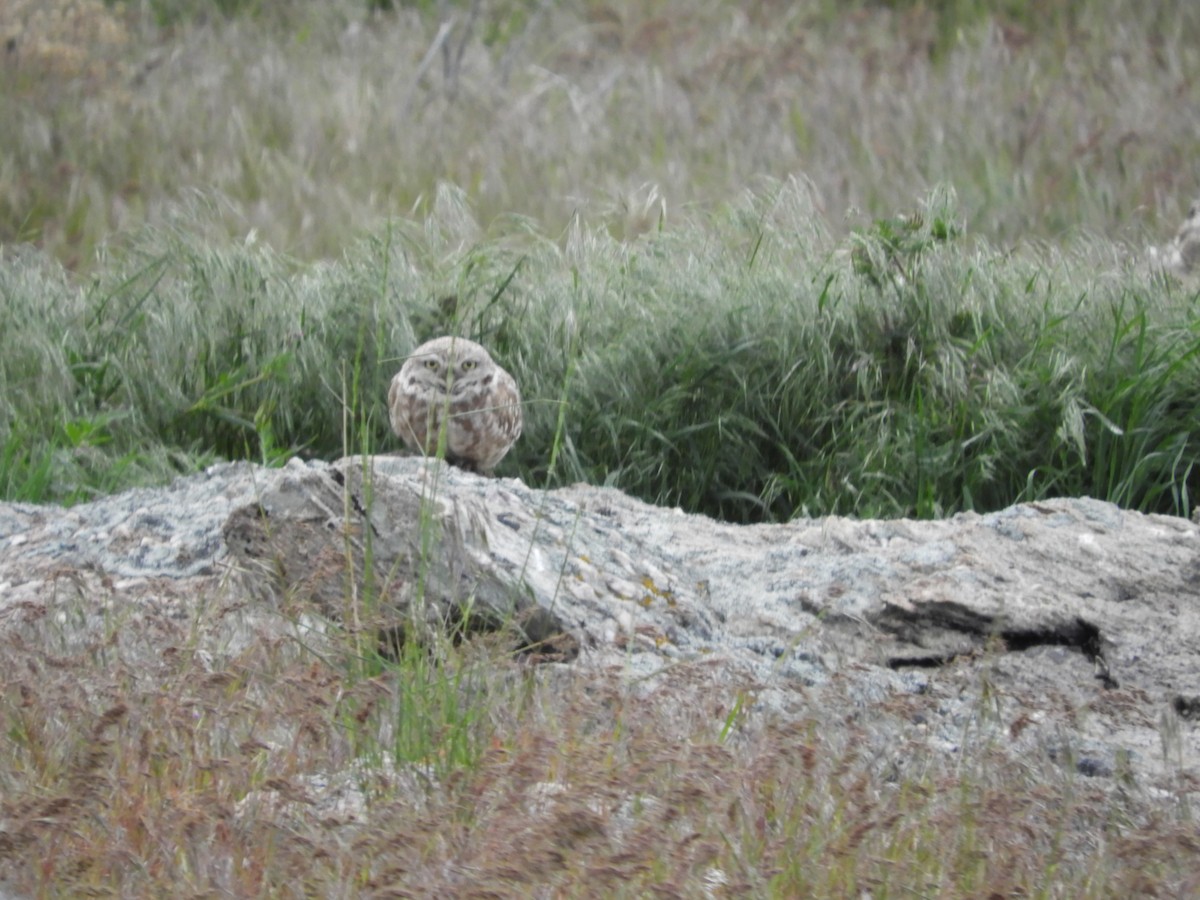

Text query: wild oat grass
(3, 0), (1200, 267)
(3, 182), (1197, 520)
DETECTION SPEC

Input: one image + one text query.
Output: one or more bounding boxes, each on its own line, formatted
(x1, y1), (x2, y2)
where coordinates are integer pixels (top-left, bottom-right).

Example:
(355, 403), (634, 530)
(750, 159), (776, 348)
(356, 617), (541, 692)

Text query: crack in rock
(873, 602), (1113, 686)
(877, 602), (1116, 687)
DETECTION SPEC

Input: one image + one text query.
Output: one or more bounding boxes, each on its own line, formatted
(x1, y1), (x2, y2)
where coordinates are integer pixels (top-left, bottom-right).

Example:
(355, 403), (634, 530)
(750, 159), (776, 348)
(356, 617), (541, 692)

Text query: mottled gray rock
(1, 456), (1198, 792)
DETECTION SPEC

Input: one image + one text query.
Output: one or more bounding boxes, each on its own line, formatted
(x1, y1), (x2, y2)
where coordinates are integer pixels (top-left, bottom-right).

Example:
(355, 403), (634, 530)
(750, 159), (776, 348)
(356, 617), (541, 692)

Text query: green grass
(3, 183), (1198, 521)
(3, 0), (1199, 521)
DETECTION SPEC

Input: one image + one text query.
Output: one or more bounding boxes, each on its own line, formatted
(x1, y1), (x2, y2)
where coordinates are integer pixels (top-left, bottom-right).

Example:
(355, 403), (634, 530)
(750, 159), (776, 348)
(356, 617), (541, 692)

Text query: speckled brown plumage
(387, 336), (522, 475)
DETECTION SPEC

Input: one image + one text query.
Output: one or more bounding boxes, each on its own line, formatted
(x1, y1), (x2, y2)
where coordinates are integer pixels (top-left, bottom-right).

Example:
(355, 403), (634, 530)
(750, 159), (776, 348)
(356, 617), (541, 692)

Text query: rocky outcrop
(1, 455), (1197, 789)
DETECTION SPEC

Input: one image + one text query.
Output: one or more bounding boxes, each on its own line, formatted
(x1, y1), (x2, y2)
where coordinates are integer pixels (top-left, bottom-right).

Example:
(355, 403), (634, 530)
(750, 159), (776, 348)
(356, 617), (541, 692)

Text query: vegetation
(2, 183), (1198, 520)
(2, 0), (1199, 895)
(2, 0), (1198, 520)
(3, 0), (1200, 267)
(3, 610), (1195, 897)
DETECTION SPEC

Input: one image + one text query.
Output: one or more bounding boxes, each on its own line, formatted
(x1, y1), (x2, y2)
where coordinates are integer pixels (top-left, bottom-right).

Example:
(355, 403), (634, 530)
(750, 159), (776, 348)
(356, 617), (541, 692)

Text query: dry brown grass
(1, 584), (1196, 897)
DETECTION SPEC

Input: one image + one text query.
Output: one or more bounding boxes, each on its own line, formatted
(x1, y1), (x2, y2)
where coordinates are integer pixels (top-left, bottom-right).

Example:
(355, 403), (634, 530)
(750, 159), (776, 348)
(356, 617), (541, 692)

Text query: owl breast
(387, 337), (523, 475)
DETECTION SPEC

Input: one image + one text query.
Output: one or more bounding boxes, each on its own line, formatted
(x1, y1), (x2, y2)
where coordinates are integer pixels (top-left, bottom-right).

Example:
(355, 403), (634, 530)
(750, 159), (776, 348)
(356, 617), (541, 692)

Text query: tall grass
(2, 182), (1197, 520)
(3, 0), (1200, 268)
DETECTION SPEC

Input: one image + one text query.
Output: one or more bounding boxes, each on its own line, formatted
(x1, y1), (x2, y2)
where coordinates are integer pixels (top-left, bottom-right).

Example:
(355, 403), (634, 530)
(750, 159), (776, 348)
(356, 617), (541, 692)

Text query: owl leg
(445, 453), (492, 477)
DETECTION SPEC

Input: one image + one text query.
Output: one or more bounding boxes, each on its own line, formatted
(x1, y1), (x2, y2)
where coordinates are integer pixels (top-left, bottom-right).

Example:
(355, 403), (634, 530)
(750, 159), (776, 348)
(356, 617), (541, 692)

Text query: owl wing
(387, 372), (404, 435)
(492, 369), (523, 445)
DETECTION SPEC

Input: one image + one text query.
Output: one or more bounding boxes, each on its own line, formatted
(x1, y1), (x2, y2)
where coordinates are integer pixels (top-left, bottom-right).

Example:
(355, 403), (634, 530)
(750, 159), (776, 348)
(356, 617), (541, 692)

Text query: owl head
(404, 336), (496, 396)
(388, 335), (522, 473)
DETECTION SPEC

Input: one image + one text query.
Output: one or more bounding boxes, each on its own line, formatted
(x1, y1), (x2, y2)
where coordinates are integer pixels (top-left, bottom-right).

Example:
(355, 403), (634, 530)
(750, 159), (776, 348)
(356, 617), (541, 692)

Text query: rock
(219, 460), (579, 659)
(1, 456), (1198, 792)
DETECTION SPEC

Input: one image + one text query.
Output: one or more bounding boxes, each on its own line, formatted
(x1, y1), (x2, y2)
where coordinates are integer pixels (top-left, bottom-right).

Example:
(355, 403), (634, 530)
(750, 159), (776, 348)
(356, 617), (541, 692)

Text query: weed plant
(3, 182), (1198, 521)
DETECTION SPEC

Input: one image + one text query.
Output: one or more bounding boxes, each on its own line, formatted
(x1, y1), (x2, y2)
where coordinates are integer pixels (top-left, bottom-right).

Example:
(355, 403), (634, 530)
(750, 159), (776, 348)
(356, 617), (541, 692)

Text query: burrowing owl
(388, 336), (522, 475)
(1171, 199), (1200, 274)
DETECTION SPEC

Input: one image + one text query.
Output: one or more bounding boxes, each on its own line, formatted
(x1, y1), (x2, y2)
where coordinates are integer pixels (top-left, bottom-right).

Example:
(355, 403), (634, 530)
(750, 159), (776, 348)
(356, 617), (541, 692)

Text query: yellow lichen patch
(640, 575), (676, 607)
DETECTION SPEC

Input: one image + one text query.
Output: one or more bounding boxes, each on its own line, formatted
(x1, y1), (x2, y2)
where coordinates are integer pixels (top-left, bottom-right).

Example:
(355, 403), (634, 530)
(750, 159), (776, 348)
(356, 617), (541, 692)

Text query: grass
(3, 0), (1199, 521)
(4, 0), (1200, 268)
(2, 182), (1198, 521)
(1, 598), (1197, 896)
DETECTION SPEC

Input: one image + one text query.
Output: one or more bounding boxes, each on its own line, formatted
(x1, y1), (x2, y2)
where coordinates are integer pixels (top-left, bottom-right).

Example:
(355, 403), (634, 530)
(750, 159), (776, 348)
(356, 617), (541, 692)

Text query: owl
(388, 336), (523, 475)
(1172, 199), (1200, 274)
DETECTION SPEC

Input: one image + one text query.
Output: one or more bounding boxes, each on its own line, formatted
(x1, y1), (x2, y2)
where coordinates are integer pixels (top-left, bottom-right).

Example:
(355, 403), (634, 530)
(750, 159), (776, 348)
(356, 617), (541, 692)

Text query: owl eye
(461, 360), (477, 371)
(423, 358), (439, 370)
